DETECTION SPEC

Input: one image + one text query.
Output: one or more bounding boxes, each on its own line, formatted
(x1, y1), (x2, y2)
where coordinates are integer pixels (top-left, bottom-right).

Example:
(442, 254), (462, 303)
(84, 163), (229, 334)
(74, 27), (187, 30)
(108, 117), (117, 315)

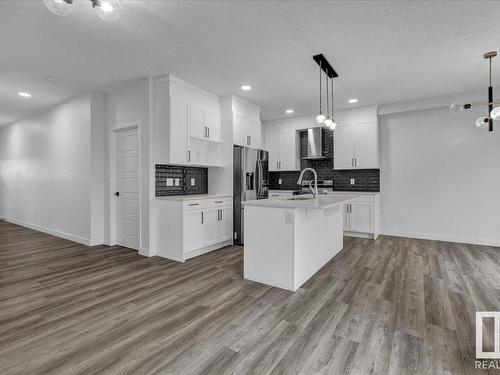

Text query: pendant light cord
(319, 61), (322, 114)
(326, 72), (329, 119)
(331, 77), (335, 121)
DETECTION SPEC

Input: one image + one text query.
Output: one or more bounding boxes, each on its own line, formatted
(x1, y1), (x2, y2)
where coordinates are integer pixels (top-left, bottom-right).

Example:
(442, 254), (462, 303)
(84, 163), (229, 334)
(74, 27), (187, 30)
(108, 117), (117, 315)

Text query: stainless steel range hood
(301, 128), (328, 159)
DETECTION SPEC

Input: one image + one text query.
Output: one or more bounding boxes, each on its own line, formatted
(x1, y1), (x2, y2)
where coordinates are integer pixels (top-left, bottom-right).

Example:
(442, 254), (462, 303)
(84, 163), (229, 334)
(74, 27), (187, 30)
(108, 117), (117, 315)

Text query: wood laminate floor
(1, 220), (500, 374)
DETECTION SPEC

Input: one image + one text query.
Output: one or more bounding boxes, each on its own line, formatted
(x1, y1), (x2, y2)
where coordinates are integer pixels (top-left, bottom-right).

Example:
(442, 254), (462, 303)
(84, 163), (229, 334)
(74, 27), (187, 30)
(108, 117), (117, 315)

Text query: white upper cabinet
(223, 95), (262, 149)
(266, 129), (299, 171)
(153, 75), (222, 167)
(334, 106), (379, 170)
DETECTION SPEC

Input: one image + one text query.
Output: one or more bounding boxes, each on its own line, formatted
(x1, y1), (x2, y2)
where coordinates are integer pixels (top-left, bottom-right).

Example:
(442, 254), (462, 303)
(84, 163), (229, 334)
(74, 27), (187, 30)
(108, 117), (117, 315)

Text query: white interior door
(116, 128), (140, 250)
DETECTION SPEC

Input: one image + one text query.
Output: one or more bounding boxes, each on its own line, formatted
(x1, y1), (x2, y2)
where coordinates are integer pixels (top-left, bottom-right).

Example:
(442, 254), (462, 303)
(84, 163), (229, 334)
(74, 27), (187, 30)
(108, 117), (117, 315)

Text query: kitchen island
(243, 194), (357, 291)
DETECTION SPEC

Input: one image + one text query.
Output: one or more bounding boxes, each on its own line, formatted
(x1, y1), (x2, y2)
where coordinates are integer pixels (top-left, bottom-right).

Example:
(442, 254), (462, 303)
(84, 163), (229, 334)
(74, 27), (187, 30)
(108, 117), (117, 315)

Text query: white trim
(138, 247), (152, 257)
(156, 74), (219, 101)
(220, 94), (261, 111)
(344, 231), (374, 239)
(381, 229), (500, 247)
(3, 217), (90, 245)
(109, 121), (142, 251)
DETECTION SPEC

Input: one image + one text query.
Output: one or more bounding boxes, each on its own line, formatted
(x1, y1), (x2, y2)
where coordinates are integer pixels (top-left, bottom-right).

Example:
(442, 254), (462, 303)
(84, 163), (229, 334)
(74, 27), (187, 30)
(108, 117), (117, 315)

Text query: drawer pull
(215, 200), (223, 203)
(188, 203), (199, 206)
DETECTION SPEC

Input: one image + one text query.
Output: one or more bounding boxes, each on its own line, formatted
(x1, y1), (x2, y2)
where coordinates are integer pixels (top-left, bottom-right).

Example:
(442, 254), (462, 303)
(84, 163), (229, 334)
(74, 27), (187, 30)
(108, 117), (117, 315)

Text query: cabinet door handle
(188, 150), (191, 162)
(188, 203), (199, 206)
(354, 158), (357, 167)
(201, 211), (204, 224)
(208, 127), (210, 139)
(220, 209), (223, 221)
(215, 200), (223, 203)
(249, 135), (251, 145)
(276, 161), (279, 169)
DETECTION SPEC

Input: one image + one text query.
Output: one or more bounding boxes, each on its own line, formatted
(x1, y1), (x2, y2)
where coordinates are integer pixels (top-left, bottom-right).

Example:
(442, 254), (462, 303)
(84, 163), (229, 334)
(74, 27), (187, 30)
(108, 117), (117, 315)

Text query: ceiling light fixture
(285, 109), (294, 114)
(313, 54), (339, 128)
(450, 51), (499, 132)
(18, 92), (32, 98)
(241, 85), (251, 91)
(43, 0), (121, 21)
(348, 98), (358, 104)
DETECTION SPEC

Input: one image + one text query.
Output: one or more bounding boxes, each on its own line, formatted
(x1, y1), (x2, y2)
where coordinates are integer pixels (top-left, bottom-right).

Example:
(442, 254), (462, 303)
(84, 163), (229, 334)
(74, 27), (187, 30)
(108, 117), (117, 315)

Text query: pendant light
(43, 0), (73, 16)
(93, 0), (121, 22)
(324, 76), (337, 130)
(315, 60), (326, 124)
(43, 0), (121, 21)
(450, 51), (499, 132)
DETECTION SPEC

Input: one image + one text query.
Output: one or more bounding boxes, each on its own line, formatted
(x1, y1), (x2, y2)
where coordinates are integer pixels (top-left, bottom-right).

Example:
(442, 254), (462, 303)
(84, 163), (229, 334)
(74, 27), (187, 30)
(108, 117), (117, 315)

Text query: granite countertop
(156, 194), (232, 201)
(244, 194), (358, 210)
(269, 189), (380, 195)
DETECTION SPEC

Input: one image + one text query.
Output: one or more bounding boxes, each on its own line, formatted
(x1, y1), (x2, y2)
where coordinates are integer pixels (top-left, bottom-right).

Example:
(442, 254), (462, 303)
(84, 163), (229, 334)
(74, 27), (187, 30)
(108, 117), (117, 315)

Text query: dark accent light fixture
(313, 54), (339, 128)
(450, 51), (499, 132)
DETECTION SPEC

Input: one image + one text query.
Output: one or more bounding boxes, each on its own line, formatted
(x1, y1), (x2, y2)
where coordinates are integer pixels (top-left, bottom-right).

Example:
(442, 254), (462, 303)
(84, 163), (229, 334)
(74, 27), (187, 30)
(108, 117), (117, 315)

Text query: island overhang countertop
(243, 194), (359, 209)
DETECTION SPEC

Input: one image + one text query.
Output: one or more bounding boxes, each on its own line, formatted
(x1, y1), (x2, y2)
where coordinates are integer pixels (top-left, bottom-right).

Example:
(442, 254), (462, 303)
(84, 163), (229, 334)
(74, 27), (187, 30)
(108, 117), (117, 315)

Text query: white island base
(243, 202), (345, 291)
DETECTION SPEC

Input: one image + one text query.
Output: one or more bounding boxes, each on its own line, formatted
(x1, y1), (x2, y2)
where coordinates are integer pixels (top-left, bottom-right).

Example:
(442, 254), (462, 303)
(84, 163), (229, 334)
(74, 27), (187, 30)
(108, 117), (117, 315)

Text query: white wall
(0, 93), (105, 245)
(104, 78), (150, 251)
(379, 105), (500, 246)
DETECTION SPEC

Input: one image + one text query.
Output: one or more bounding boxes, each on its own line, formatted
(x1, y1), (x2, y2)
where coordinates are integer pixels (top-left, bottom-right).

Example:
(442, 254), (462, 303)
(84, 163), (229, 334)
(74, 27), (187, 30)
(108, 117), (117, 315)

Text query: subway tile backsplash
(269, 128), (380, 192)
(155, 164), (208, 196)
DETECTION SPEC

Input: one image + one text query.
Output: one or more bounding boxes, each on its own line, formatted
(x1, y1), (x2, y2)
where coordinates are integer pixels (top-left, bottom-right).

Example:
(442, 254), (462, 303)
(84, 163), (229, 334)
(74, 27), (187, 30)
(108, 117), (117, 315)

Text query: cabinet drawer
(206, 198), (232, 208)
(183, 200), (207, 210)
(350, 195), (374, 204)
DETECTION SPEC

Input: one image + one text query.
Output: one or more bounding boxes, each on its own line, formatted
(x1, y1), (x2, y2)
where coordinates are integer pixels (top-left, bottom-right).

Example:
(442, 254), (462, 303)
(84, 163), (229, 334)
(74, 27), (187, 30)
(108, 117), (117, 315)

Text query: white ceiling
(1, 0), (500, 125)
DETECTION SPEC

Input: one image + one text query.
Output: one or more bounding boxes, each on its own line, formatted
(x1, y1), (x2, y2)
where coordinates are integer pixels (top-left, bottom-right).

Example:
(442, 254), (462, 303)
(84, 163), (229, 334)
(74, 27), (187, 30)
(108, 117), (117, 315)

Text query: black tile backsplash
(269, 128), (380, 192)
(155, 165), (208, 196)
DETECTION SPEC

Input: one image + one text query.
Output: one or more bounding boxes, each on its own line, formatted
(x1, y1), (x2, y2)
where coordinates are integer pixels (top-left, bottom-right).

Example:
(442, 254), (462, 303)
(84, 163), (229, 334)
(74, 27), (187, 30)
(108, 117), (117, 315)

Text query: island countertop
(243, 194), (358, 210)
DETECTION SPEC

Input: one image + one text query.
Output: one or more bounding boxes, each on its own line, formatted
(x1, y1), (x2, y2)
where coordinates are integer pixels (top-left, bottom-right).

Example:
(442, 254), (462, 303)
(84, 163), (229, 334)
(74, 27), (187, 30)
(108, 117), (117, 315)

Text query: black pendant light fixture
(450, 51), (499, 132)
(43, 0), (121, 21)
(313, 54), (339, 128)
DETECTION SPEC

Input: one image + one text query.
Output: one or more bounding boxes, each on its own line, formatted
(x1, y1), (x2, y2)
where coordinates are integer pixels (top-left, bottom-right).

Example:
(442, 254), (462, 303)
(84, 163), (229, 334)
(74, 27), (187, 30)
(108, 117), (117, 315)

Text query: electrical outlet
(278, 178), (282, 185)
(174, 178), (180, 187)
(350, 178), (355, 185)
(166, 178), (174, 187)
(191, 178), (195, 186)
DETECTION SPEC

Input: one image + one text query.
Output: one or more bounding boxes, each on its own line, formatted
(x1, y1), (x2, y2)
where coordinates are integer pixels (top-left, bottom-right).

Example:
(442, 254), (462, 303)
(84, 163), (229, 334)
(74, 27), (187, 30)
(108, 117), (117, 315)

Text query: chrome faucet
(297, 167), (318, 198)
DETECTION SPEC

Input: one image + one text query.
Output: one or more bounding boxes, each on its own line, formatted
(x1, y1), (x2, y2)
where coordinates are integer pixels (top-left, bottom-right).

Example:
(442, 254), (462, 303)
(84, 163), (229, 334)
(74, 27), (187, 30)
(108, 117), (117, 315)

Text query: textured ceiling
(1, 0), (500, 125)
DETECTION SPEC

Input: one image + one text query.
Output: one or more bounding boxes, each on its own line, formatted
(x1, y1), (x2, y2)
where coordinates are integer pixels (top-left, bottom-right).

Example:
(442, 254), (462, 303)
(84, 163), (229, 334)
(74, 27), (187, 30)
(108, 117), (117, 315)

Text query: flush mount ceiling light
(348, 98), (358, 104)
(285, 109), (294, 114)
(240, 85), (252, 91)
(450, 51), (499, 132)
(43, 0), (121, 21)
(18, 92), (32, 98)
(313, 54), (339, 128)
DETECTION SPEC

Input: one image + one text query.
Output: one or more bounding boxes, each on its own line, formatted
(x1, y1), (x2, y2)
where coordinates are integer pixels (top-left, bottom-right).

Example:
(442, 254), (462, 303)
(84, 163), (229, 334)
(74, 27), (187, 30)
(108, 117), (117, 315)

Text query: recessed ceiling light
(285, 109), (294, 114)
(18, 92), (31, 98)
(348, 98), (358, 104)
(241, 85), (252, 91)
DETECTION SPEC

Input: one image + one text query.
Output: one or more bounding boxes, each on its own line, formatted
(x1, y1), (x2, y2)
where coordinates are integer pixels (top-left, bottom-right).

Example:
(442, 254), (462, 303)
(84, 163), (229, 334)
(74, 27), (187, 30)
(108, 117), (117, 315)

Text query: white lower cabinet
(328, 192), (380, 240)
(155, 197), (233, 261)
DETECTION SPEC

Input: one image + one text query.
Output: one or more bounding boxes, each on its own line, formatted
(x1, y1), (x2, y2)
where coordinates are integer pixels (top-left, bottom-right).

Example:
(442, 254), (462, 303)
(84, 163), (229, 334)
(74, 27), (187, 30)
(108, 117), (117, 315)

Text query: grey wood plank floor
(1, 220), (499, 375)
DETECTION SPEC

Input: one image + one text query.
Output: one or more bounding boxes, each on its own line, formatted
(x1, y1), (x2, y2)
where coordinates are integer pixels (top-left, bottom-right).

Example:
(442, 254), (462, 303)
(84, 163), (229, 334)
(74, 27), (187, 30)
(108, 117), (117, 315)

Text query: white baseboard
(138, 247), (153, 257)
(344, 231), (374, 239)
(381, 229), (500, 247)
(3, 217), (91, 246)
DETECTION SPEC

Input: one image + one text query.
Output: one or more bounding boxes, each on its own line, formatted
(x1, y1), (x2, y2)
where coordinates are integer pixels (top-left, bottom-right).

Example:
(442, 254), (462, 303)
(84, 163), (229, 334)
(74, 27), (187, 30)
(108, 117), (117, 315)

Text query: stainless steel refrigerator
(233, 146), (269, 245)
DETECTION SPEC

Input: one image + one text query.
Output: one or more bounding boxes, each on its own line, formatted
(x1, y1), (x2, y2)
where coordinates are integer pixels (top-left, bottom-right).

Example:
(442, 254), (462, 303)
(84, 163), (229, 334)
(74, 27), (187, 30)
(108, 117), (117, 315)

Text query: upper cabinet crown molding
(157, 74), (219, 102)
(152, 75), (222, 167)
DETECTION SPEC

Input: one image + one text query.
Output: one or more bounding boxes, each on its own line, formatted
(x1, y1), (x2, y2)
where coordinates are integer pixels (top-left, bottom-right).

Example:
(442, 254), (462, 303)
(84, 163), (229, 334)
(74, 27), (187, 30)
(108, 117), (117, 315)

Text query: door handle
(114, 192), (120, 197)
(201, 212), (204, 224)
